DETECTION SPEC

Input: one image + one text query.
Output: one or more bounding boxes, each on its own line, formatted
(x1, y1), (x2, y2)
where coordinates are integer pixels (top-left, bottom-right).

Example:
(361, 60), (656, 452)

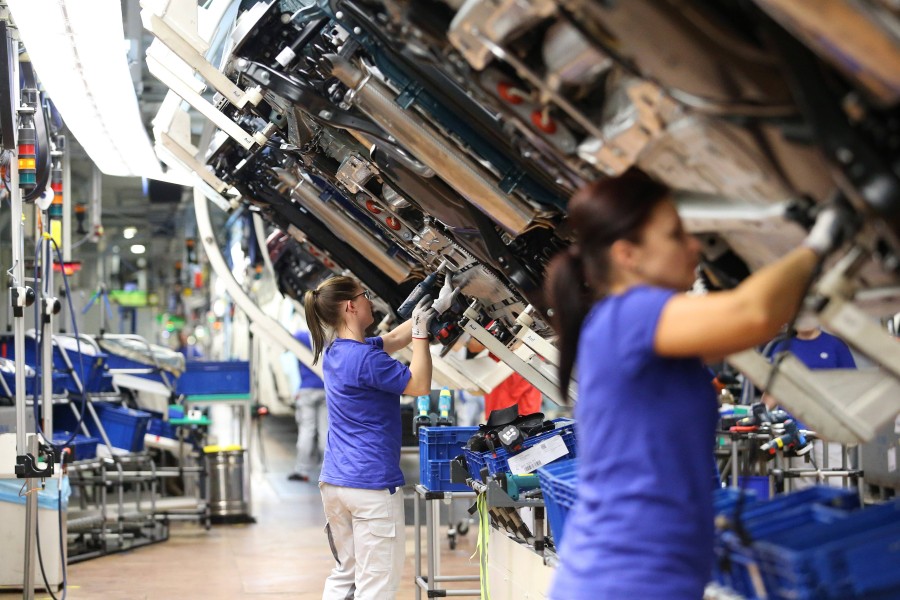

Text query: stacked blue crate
(176, 360), (250, 395)
(87, 403), (152, 452)
(482, 418), (577, 476)
(712, 487), (864, 598)
(536, 458), (578, 545)
(419, 426), (478, 492)
(52, 431), (100, 461)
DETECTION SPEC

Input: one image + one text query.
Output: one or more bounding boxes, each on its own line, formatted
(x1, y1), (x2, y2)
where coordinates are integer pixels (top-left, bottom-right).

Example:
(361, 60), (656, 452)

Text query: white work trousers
(295, 388), (328, 477)
(320, 482), (406, 600)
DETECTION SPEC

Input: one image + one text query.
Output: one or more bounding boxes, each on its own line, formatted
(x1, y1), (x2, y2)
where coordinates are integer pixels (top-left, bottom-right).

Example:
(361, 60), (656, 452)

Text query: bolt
(353, 26), (362, 35)
(401, 231), (412, 240)
(836, 147), (854, 165)
(335, 11), (344, 19)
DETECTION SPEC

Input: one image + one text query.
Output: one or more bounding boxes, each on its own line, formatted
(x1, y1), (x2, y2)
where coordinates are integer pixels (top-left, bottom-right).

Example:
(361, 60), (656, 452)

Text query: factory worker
(304, 275), (454, 600)
(543, 168), (851, 599)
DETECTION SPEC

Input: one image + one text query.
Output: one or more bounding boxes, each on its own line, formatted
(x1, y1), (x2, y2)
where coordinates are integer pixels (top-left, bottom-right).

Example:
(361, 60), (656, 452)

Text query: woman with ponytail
(304, 275), (448, 600)
(544, 168), (851, 599)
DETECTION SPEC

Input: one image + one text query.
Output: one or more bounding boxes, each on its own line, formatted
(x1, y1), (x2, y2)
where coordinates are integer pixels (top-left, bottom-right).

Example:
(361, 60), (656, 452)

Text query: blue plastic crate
(52, 431), (100, 461)
(419, 426), (478, 491)
(0, 335), (113, 395)
(754, 499), (900, 600)
(713, 487), (860, 598)
(483, 418), (576, 475)
(714, 487), (759, 513)
(0, 370), (68, 397)
(464, 448), (487, 481)
(537, 458), (578, 546)
(421, 460), (471, 493)
(89, 403), (152, 452)
(147, 417), (178, 440)
(176, 360), (250, 396)
(54, 349), (114, 394)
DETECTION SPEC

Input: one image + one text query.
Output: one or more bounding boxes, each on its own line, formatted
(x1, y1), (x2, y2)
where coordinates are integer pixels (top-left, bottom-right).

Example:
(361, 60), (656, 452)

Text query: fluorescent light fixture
(123, 227), (138, 239)
(7, 0), (192, 183)
(130, 244), (146, 255)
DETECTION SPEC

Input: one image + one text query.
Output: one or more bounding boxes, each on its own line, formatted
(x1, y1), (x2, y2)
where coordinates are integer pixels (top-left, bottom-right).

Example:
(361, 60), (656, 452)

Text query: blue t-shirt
(767, 331), (856, 429)
(319, 336), (411, 490)
(550, 286), (719, 600)
(294, 331), (324, 389)
(769, 331), (856, 371)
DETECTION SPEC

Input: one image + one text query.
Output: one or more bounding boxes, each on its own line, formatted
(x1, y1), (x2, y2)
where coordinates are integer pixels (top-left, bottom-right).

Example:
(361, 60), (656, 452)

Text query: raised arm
(402, 296), (435, 395)
(655, 205), (852, 361)
(655, 246), (819, 361)
(381, 319), (413, 355)
(403, 336), (433, 396)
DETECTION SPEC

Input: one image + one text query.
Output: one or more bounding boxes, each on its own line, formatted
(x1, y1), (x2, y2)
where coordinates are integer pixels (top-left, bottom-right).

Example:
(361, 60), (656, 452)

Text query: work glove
(432, 275), (461, 315)
(802, 203), (856, 257)
(411, 295), (436, 339)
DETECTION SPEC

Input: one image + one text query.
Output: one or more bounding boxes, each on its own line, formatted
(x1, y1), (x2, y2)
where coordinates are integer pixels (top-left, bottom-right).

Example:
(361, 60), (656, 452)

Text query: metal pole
(61, 139), (71, 263)
(41, 211), (54, 440)
(10, 44), (37, 598)
(431, 498), (441, 580)
(414, 489), (421, 600)
(426, 492), (435, 595)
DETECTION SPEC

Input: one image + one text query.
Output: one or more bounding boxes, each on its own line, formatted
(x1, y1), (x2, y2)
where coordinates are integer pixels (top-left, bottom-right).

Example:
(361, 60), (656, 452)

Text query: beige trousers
(319, 482), (406, 600)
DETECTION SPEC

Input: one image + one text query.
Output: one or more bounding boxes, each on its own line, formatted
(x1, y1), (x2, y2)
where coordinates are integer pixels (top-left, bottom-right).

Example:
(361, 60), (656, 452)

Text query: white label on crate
(889, 447), (897, 473)
(507, 434), (569, 475)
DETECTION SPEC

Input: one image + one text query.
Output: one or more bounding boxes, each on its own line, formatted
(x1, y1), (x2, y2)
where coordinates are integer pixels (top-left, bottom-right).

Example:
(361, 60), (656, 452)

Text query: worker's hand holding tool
(411, 295), (436, 339)
(802, 203), (856, 257)
(432, 275), (460, 315)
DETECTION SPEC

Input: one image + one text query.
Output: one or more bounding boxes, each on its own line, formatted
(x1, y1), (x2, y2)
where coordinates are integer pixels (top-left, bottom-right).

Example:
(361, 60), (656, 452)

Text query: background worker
(288, 329), (327, 483)
(765, 319), (857, 486)
(466, 338), (543, 421)
(544, 168), (851, 599)
(304, 275), (456, 600)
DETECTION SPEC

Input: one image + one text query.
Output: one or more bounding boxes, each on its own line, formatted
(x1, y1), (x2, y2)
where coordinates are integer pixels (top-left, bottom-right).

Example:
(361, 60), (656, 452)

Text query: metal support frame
(139, 0), (262, 110)
(413, 485), (480, 599)
(194, 187), (323, 376)
(145, 51), (256, 150)
(513, 307), (559, 367)
(728, 247), (900, 445)
(4, 38), (40, 597)
(727, 350), (900, 444)
(461, 303), (575, 405)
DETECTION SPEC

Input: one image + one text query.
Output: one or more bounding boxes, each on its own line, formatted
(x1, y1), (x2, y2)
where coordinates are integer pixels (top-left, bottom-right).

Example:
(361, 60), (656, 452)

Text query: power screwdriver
(397, 260), (448, 321)
(760, 419), (812, 456)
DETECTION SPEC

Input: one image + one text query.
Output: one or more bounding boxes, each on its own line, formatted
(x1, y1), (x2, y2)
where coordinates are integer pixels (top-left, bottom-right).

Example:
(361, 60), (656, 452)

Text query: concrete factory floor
(3, 414), (480, 600)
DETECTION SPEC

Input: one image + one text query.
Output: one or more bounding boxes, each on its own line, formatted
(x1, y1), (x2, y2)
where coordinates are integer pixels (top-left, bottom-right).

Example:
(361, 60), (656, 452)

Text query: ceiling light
(7, 0), (192, 183)
(130, 244), (146, 255)
(123, 227), (138, 239)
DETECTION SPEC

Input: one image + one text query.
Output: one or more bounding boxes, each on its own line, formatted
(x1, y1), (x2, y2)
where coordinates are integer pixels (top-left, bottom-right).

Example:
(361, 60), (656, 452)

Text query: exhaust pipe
(322, 54), (535, 236)
(273, 168), (412, 283)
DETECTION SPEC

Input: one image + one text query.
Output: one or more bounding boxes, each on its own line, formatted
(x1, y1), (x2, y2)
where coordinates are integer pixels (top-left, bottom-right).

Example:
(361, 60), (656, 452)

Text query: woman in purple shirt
(304, 275), (439, 600)
(544, 168), (851, 599)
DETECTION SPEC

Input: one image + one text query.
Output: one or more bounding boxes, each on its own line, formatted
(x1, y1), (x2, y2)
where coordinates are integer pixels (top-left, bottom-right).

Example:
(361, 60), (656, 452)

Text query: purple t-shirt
(294, 330), (324, 389)
(319, 336), (411, 490)
(550, 286), (718, 599)
(769, 332), (856, 370)
(768, 331), (856, 429)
